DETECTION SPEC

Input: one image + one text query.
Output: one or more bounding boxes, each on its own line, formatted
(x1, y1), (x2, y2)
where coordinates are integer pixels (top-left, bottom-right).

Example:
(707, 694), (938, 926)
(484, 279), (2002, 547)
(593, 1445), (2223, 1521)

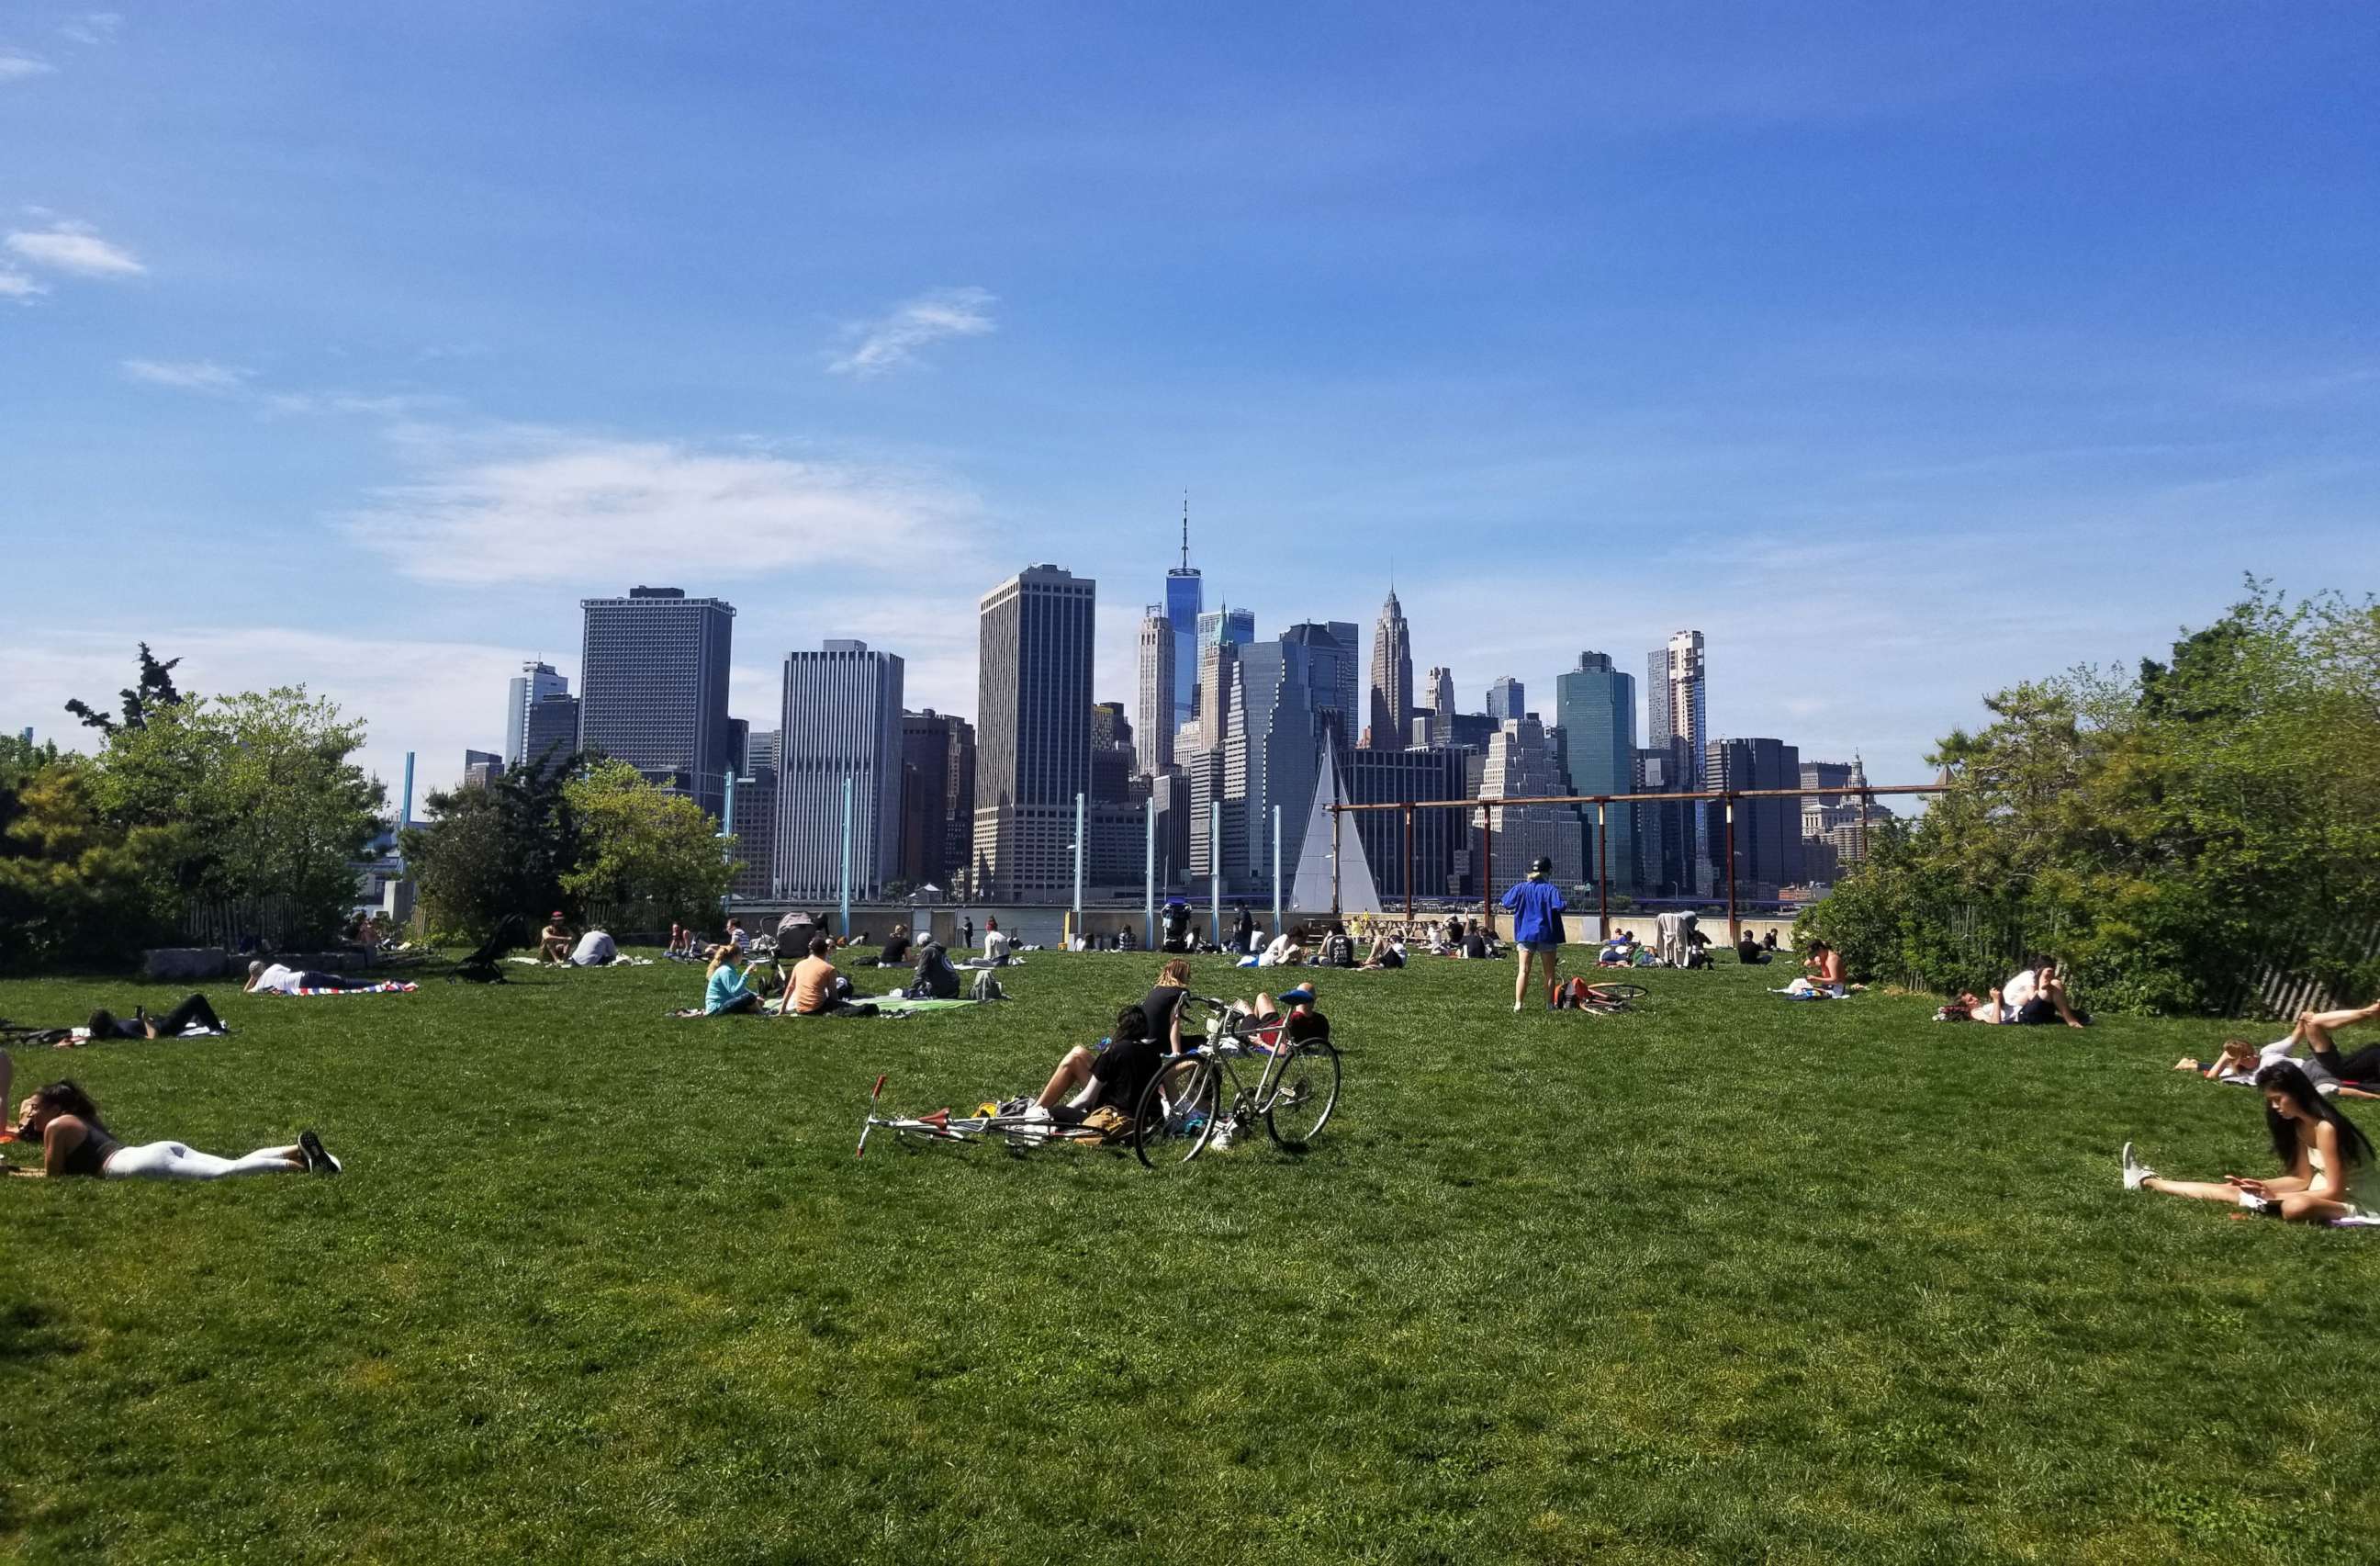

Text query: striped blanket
(288, 982), (419, 997)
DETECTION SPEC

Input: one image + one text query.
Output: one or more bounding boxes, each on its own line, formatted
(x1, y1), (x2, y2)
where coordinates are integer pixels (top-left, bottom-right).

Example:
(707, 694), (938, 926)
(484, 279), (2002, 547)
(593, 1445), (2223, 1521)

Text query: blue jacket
(1500, 878), (1567, 945)
(704, 964), (754, 1014)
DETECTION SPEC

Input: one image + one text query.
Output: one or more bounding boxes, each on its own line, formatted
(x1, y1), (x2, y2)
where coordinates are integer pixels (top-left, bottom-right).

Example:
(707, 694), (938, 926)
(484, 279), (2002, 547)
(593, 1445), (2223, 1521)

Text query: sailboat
(1288, 730), (1382, 915)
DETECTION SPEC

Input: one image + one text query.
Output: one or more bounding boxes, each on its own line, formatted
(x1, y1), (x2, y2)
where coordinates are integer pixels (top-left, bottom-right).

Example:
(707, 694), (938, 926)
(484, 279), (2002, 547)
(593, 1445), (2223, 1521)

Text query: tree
(402, 754), (587, 941)
(92, 687), (386, 943)
(559, 761), (734, 927)
(1798, 582), (2380, 1015)
(65, 642), (185, 734)
(0, 756), (184, 972)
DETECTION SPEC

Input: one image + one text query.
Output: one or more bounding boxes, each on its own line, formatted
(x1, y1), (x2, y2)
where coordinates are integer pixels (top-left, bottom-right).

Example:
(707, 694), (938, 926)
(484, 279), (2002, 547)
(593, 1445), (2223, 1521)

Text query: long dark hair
(2254, 1061), (2374, 1171)
(1112, 1004), (1149, 1044)
(32, 1081), (100, 1122)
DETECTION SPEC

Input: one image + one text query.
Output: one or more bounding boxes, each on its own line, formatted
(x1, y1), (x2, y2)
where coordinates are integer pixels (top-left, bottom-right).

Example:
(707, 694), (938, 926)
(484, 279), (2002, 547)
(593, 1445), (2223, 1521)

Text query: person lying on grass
(2174, 1023), (2380, 1100)
(242, 960), (376, 995)
(2297, 999), (2380, 1084)
(1996, 959), (2087, 1027)
(2122, 1061), (2371, 1221)
(777, 936), (880, 1018)
(6, 1077), (340, 1180)
(1026, 1003), (1167, 1126)
(83, 993), (229, 1041)
(704, 944), (762, 1015)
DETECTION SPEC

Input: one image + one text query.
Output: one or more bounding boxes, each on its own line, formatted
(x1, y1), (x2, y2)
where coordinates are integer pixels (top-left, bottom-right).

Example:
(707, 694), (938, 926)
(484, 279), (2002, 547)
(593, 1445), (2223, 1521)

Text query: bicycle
(1564, 980), (1646, 1015)
(1133, 995), (1342, 1168)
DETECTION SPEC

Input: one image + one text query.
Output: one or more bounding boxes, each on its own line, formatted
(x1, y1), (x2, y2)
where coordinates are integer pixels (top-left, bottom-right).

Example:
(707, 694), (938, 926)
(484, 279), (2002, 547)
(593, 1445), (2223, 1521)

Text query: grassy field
(4, 947), (2378, 1564)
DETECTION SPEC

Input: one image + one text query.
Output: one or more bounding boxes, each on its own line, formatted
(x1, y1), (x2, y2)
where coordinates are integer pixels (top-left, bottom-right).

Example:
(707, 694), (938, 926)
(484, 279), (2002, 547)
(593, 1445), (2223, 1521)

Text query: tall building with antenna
(1163, 494), (1202, 739)
(1364, 587), (1414, 749)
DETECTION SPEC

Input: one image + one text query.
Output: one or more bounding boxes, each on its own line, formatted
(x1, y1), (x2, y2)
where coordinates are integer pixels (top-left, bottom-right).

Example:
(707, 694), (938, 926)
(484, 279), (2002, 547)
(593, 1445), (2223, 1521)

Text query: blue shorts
(1521, 941), (1560, 955)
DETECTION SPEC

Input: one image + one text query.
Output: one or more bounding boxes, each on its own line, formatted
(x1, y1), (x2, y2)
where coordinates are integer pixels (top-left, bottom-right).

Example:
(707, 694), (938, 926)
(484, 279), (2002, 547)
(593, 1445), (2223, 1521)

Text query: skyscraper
(1191, 606), (1255, 749)
(1706, 738), (1804, 896)
(578, 586), (735, 818)
(777, 640), (904, 903)
(899, 711), (962, 888)
(1224, 638), (1323, 896)
(1091, 701), (1136, 804)
(1646, 629), (1709, 893)
(1343, 745), (1472, 900)
(727, 772), (779, 901)
(1163, 500), (1202, 737)
(1425, 666), (1456, 744)
(974, 564), (1095, 900)
(1479, 717), (1583, 895)
(521, 693), (580, 780)
(1135, 606), (1174, 775)
(1554, 652), (1637, 892)
(1281, 621), (1360, 752)
(503, 661), (567, 766)
(1364, 589), (1414, 748)
(941, 715), (977, 894)
(1486, 676), (1526, 724)
(462, 749), (503, 789)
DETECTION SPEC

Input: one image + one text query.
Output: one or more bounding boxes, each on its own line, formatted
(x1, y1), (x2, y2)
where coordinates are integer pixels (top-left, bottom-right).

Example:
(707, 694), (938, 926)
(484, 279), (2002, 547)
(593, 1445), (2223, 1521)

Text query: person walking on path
(1500, 857), (1567, 1012)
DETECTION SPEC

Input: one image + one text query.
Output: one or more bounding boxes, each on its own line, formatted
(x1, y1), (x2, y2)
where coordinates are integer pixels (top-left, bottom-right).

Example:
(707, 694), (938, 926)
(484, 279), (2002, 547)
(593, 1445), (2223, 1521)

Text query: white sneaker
(2120, 1142), (2156, 1190)
(1512, 1000), (1523, 1013)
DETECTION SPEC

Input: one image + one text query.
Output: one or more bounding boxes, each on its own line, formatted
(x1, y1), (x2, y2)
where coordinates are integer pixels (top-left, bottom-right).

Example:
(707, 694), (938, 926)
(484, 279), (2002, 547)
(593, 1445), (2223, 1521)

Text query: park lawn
(3, 951), (2378, 1564)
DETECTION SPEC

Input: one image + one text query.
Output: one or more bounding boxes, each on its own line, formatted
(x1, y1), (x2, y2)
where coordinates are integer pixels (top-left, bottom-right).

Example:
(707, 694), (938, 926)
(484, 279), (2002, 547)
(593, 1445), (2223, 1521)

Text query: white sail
(1288, 730), (1382, 915)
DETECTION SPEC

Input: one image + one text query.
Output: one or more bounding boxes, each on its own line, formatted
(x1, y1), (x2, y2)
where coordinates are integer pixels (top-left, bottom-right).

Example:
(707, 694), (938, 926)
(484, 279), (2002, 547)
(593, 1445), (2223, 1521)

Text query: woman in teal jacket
(704, 945), (761, 1014)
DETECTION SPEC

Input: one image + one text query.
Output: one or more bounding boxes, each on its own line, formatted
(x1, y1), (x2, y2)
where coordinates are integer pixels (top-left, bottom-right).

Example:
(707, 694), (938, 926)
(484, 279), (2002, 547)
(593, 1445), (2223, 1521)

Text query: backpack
(970, 970), (1005, 1002)
(1076, 1104), (1135, 1144)
(1556, 975), (1594, 1009)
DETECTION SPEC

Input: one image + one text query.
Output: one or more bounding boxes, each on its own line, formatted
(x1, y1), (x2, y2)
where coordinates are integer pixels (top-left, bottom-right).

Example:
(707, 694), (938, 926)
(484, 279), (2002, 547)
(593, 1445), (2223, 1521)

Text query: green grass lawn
(5, 950), (2379, 1563)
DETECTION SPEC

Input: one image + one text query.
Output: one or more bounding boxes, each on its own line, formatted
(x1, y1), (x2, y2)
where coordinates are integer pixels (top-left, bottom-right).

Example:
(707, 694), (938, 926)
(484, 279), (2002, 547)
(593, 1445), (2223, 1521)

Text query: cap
(1280, 984), (1316, 1007)
(1532, 856), (1554, 875)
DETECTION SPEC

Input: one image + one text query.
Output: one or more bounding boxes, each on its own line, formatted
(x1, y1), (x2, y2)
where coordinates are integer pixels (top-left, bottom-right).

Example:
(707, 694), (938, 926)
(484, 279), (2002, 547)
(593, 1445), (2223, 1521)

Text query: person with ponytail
(2121, 1060), (2373, 1221)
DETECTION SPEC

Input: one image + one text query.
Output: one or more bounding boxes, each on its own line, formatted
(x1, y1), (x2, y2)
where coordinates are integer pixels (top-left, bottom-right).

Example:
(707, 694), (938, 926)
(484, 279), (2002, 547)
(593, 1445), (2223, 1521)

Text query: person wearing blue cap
(1500, 855), (1568, 1011)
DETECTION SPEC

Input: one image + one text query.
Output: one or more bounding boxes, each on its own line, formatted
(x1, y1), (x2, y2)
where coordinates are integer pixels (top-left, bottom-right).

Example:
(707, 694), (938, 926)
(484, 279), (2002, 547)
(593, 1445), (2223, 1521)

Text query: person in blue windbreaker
(1499, 856), (1567, 1012)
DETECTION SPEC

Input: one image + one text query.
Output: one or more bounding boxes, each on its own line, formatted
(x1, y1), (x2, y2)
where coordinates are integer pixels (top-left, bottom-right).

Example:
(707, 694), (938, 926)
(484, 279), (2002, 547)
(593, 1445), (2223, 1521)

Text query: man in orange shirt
(777, 936), (877, 1018)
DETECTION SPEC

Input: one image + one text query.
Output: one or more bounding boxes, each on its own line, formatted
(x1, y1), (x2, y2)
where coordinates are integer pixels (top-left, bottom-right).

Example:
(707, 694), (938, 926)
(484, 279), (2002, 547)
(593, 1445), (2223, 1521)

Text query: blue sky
(4, 2), (2374, 798)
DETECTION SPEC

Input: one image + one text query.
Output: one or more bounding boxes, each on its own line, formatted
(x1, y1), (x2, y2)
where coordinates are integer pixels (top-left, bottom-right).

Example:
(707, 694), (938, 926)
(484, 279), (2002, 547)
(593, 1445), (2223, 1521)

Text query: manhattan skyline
(4, 5), (2374, 796)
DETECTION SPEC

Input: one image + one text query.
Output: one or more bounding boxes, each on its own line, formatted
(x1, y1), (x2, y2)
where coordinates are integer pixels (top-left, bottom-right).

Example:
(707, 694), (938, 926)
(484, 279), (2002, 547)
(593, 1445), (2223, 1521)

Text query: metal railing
(1329, 783), (1948, 945)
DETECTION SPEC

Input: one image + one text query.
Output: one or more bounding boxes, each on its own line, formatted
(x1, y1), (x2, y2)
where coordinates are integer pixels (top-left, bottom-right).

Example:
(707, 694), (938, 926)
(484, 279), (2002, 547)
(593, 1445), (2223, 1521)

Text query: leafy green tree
(401, 755), (587, 941)
(0, 757), (184, 972)
(1800, 582), (2380, 1015)
(559, 760), (734, 927)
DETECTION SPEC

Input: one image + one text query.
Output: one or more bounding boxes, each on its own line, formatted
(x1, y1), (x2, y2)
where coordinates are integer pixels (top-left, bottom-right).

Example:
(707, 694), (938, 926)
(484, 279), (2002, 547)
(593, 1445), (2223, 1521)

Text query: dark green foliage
(5, 953), (2379, 1561)
(63, 641), (185, 735)
(402, 755), (587, 941)
(1802, 583), (2380, 1014)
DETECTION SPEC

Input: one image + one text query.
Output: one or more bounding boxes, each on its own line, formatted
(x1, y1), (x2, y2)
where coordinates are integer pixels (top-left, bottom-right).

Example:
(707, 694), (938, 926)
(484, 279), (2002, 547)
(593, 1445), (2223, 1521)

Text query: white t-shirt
(2226, 1036), (2341, 1096)
(2000, 970), (2038, 1014)
(570, 929), (618, 966)
(252, 963), (302, 995)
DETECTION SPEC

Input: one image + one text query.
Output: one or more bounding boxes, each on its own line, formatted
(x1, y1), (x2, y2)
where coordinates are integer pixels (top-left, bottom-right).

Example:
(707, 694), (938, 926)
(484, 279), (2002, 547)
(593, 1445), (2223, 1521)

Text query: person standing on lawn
(1500, 857), (1567, 1012)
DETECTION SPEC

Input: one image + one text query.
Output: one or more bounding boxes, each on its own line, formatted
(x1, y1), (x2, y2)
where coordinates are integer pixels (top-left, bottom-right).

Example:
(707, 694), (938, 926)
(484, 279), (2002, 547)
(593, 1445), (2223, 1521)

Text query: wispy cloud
(0, 51), (55, 81)
(123, 357), (251, 392)
(6, 219), (143, 277)
(341, 427), (980, 587)
(827, 287), (996, 377)
(58, 13), (123, 46)
(0, 268), (46, 301)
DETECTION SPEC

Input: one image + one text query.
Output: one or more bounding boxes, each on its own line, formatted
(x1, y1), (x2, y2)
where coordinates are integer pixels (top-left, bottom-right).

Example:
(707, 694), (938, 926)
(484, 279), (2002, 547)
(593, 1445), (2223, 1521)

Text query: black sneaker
(298, 1129), (342, 1175)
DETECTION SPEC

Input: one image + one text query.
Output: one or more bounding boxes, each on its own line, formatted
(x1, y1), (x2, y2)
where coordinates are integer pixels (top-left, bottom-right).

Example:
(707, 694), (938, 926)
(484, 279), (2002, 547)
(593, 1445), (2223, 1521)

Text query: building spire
(1181, 490), (1191, 571)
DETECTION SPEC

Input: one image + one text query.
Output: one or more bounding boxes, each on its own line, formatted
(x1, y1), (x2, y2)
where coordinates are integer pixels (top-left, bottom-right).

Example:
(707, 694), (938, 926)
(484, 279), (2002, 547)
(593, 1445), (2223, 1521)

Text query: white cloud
(0, 52), (55, 81)
(6, 220), (143, 276)
(123, 357), (251, 392)
(59, 13), (123, 46)
(827, 287), (996, 377)
(0, 268), (46, 300)
(0, 626), (534, 804)
(341, 428), (981, 588)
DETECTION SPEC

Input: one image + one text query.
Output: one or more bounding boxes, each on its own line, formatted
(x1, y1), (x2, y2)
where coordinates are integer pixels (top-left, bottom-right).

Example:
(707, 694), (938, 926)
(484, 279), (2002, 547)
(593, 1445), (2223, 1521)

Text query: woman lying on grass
(6, 1075), (340, 1180)
(2122, 1061), (2371, 1221)
(2174, 1022), (2380, 1100)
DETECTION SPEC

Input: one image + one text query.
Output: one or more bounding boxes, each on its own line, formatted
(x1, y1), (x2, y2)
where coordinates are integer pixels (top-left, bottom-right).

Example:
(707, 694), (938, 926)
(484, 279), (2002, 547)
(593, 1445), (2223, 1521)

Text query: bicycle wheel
(1134, 1054), (1220, 1169)
(1588, 983), (1647, 1002)
(1263, 1040), (1341, 1150)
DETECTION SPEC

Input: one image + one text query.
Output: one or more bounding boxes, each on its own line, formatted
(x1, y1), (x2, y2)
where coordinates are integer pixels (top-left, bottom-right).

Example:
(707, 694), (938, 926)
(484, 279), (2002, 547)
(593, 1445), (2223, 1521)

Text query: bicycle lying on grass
(1560, 980), (1646, 1016)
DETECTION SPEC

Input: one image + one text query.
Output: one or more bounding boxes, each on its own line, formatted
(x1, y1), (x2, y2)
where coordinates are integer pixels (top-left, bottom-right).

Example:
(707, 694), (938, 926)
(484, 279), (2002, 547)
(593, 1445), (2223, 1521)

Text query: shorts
(1521, 941), (1560, 955)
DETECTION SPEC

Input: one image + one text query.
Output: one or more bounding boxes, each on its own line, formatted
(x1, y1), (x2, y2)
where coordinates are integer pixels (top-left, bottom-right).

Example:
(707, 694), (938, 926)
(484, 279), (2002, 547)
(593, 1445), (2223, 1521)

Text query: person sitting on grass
(568, 927), (618, 967)
(6, 1078), (339, 1180)
(1787, 941), (1847, 997)
(243, 960), (375, 995)
(1735, 930), (1770, 965)
(2122, 1061), (2371, 1221)
(1027, 1003), (1167, 1126)
(539, 912), (573, 964)
(83, 993), (230, 1041)
(905, 940), (961, 999)
(703, 944), (762, 1015)
(1360, 930), (1406, 970)
(877, 923), (914, 967)
(982, 918), (1014, 966)
(778, 936), (879, 1017)
(1139, 958), (1196, 1053)
(1318, 922), (1357, 969)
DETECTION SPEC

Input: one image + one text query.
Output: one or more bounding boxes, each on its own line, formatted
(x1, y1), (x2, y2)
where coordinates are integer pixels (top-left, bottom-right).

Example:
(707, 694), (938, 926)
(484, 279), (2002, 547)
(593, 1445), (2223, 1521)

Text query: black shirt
(881, 934), (912, 966)
(1140, 984), (1188, 1045)
(1094, 1034), (1165, 1112)
(1463, 931), (1488, 959)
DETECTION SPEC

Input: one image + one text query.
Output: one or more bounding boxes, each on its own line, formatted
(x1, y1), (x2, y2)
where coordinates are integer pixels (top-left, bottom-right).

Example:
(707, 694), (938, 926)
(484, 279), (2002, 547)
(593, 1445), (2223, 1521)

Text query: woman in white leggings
(6, 1077), (340, 1179)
